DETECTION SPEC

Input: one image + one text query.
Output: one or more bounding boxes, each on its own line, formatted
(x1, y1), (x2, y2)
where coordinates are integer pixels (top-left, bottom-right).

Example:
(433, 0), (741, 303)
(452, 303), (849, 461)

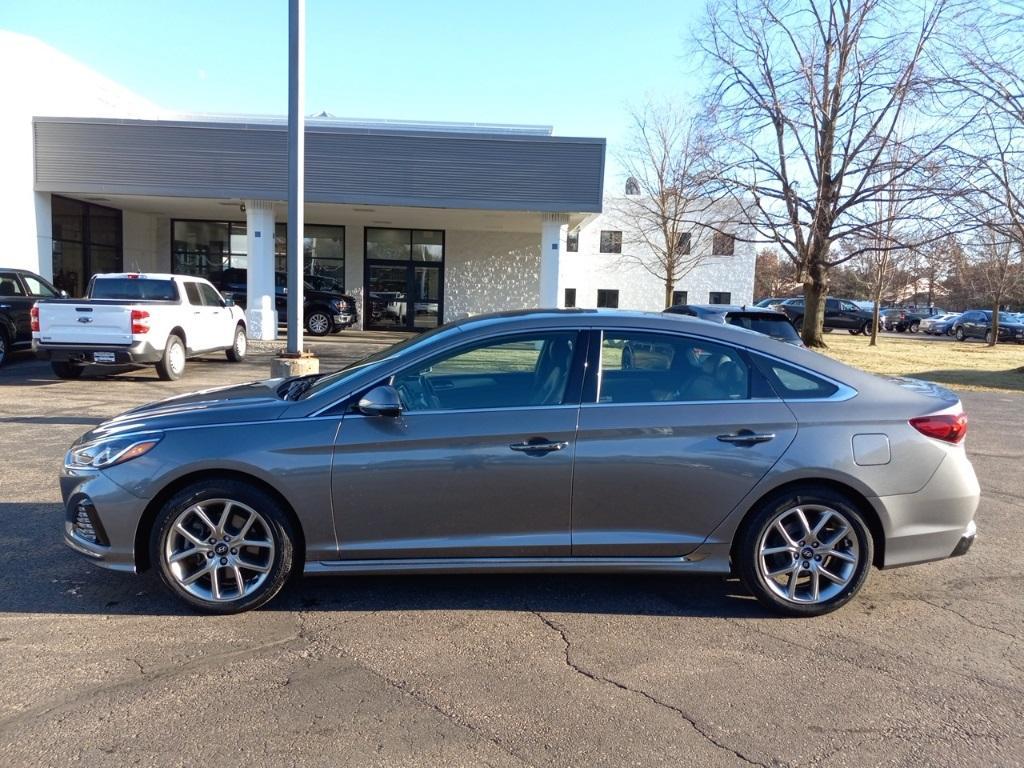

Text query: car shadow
(0, 502), (772, 620)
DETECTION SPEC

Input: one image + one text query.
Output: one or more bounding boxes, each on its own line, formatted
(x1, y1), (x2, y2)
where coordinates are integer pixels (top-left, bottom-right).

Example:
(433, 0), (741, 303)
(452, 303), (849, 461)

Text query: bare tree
(753, 247), (799, 299)
(956, 225), (1024, 343)
(616, 102), (725, 308)
(696, 0), (966, 346)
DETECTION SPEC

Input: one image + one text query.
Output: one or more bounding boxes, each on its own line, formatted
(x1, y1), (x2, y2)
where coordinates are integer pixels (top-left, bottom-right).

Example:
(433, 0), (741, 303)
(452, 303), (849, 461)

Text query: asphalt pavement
(0, 340), (1021, 767)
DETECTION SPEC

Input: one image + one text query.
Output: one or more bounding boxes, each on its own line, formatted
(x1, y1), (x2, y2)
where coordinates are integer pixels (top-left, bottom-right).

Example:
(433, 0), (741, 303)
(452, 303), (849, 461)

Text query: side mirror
(223, 297), (235, 307)
(358, 385), (403, 417)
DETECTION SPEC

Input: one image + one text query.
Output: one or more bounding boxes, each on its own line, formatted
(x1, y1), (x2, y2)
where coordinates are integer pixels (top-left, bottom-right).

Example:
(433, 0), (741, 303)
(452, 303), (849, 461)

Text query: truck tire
(0, 328), (8, 367)
(156, 335), (186, 381)
(51, 361), (84, 379)
(225, 324), (247, 362)
(306, 310), (332, 337)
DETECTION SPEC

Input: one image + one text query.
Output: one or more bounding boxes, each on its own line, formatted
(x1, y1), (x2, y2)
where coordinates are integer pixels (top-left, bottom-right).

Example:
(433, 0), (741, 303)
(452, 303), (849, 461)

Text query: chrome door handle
(717, 431), (775, 445)
(509, 440), (569, 453)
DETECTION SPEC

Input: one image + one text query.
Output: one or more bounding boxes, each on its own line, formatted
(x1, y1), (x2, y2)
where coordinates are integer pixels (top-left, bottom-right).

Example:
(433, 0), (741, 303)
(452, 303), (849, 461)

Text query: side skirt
(305, 555), (731, 577)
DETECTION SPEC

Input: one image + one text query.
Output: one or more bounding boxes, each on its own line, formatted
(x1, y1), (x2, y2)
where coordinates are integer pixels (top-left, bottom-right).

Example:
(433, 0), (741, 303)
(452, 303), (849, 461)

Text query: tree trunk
(870, 280), (884, 347)
(801, 260), (829, 348)
(990, 297), (1001, 347)
(664, 277), (676, 309)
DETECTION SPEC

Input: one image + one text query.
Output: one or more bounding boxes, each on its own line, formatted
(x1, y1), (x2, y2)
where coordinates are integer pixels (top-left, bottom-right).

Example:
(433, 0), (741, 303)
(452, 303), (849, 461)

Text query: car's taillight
(910, 413), (968, 444)
(131, 309), (150, 334)
(30, 306), (39, 332)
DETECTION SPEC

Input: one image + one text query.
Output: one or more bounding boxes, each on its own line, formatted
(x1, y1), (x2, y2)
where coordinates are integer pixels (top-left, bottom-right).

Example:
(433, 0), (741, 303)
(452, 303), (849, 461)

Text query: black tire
(734, 485), (873, 617)
(955, 326), (965, 341)
(861, 321), (871, 335)
(51, 361), (84, 379)
(0, 328), (8, 367)
(151, 478), (296, 614)
(156, 335), (186, 381)
(306, 310), (332, 337)
(909, 321), (920, 333)
(225, 324), (247, 362)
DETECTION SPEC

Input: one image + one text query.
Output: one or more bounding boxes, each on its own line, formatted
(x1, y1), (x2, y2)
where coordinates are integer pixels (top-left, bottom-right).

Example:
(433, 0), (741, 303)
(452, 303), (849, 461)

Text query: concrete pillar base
(271, 353), (319, 379)
(246, 308), (279, 341)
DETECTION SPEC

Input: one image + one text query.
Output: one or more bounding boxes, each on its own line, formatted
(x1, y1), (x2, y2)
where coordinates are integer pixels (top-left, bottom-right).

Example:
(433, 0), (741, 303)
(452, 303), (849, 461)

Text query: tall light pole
(286, 0), (305, 356)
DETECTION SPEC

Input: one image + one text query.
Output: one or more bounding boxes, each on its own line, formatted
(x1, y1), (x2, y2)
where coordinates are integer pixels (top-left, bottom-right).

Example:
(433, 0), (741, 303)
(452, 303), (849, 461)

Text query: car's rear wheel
(152, 479), (295, 614)
(225, 324), (247, 362)
(955, 327), (965, 341)
(909, 321), (920, 333)
(306, 310), (331, 336)
(0, 328), (8, 367)
(51, 361), (84, 379)
(735, 486), (873, 617)
(156, 335), (186, 380)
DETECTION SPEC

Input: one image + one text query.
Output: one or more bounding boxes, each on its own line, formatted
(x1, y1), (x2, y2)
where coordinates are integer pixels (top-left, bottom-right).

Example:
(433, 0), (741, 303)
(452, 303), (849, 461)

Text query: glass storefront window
(412, 230), (444, 262)
(172, 221), (230, 276)
(51, 196), (123, 298)
(366, 228), (412, 260)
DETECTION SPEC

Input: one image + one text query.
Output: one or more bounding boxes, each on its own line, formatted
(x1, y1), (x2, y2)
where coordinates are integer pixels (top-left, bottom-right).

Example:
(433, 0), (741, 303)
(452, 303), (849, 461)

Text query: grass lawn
(819, 334), (1024, 394)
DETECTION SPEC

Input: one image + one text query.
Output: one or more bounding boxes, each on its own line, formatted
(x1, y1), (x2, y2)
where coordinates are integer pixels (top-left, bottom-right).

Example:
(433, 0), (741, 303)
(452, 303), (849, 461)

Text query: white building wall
(0, 30), (162, 277)
(444, 230), (540, 321)
(561, 199), (756, 310)
(122, 210), (164, 273)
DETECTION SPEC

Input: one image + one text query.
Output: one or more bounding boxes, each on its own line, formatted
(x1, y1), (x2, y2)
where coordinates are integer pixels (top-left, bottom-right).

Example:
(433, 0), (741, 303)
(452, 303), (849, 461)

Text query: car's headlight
(66, 432), (163, 470)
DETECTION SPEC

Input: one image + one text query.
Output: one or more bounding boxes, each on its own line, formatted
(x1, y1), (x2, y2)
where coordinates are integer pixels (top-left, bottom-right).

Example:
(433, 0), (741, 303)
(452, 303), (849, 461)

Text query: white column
(244, 200), (278, 340)
(539, 213), (568, 308)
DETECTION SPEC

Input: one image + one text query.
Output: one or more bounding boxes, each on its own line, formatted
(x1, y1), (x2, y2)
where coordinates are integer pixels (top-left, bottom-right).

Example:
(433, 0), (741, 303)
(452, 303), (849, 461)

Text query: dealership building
(4, 31), (753, 337)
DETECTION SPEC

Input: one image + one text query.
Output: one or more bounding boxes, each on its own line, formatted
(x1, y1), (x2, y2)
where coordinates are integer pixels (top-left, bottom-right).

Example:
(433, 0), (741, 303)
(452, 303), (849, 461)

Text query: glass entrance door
(365, 263), (443, 331)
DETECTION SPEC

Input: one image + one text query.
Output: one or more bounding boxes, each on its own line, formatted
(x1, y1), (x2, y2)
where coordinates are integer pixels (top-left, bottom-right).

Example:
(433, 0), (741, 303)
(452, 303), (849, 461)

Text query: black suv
(774, 297), (874, 335)
(209, 268), (358, 336)
(665, 304), (803, 345)
(0, 268), (65, 366)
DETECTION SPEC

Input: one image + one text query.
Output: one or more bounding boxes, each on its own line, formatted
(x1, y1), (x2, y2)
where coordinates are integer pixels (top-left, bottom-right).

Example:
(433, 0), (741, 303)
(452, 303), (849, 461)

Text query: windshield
(297, 323), (460, 399)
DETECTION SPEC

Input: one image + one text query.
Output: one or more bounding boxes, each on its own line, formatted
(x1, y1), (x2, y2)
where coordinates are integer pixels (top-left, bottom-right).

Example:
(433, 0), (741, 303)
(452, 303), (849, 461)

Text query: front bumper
(60, 466), (149, 572)
(332, 311), (358, 330)
(34, 338), (164, 365)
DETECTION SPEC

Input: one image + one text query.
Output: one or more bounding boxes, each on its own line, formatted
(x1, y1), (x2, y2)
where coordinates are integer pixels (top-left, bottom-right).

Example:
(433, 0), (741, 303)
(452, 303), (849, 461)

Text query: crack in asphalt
(532, 611), (772, 768)
(919, 599), (1023, 643)
(292, 611), (536, 768)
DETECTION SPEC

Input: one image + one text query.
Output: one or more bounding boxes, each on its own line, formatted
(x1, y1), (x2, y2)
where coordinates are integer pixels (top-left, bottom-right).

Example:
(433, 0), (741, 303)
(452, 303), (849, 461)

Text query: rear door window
(598, 332), (751, 404)
(183, 282), (203, 306)
(0, 273), (25, 296)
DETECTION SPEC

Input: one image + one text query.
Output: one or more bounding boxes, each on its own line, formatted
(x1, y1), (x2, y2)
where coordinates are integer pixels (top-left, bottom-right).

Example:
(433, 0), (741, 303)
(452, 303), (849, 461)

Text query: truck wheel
(156, 335), (186, 381)
(909, 321), (920, 333)
(51, 361), (84, 379)
(225, 324), (247, 362)
(306, 311), (331, 337)
(0, 328), (8, 367)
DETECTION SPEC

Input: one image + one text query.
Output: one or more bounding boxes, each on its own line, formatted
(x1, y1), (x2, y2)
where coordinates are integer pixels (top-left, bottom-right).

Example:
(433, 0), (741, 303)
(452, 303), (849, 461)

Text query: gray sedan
(60, 309), (979, 616)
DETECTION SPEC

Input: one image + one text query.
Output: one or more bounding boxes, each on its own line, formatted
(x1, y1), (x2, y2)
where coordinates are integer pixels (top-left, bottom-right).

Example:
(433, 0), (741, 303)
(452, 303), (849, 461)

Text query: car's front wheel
(735, 486), (873, 617)
(306, 310), (331, 336)
(225, 324), (247, 362)
(152, 479), (296, 614)
(955, 326), (966, 341)
(909, 321), (920, 333)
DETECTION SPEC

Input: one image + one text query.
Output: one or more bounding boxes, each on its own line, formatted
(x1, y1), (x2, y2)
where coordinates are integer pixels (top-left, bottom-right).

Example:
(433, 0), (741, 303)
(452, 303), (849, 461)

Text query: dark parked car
(882, 306), (945, 333)
(919, 313), (961, 336)
(952, 310), (1024, 343)
(664, 304), (803, 345)
(210, 268), (357, 336)
(775, 297), (874, 335)
(0, 268), (64, 366)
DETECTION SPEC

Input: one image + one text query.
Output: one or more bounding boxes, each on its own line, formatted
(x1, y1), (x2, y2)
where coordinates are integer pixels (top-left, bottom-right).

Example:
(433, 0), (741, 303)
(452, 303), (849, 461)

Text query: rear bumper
(871, 451), (980, 568)
(33, 338), (163, 365)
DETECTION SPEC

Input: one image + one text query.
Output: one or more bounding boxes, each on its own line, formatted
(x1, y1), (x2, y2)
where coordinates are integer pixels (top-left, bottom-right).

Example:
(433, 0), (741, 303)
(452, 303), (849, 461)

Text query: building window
(597, 289), (619, 308)
(171, 220), (345, 287)
(564, 288), (576, 308)
(625, 177), (641, 195)
(566, 231), (579, 253)
(600, 231), (623, 254)
(364, 228), (445, 332)
(709, 291), (732, 304)
(712, 232), (735, 256)
(672, 290), (687, 306)
(51, 195), (123, 298)
(674, 232), (691, 255)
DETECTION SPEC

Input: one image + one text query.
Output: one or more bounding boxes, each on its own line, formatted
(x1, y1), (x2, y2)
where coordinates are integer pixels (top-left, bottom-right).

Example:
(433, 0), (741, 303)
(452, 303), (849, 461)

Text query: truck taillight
(30, 306), (39, 332)
(131, 309), (150, 334)
(910, 413), (968, 444)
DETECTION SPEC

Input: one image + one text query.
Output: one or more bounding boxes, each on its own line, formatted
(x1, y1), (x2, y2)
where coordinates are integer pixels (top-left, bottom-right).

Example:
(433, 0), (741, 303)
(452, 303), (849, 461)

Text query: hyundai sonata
(61, 309), (979, 616)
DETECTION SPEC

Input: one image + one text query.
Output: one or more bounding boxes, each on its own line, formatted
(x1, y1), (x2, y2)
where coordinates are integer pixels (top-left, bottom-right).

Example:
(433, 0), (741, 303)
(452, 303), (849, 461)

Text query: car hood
(76, 379), (290, 444)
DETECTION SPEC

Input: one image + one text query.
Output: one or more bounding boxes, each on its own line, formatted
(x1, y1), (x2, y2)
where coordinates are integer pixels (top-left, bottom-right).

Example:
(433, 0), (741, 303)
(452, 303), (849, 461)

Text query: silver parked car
(61, 309), (979, 616)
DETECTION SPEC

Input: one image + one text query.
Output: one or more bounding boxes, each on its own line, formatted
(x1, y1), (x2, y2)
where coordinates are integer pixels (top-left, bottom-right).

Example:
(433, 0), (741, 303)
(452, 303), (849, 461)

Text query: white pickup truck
(32, 273), (248, 381)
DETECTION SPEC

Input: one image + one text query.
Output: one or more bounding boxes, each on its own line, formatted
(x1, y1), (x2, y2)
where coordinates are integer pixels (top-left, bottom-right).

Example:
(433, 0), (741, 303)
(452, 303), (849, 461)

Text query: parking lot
(0, 339), (1022, 767)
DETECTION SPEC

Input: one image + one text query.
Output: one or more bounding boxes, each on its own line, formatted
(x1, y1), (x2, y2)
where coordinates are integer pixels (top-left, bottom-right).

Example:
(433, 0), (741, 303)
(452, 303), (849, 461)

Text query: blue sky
(1, 0), (705, 187)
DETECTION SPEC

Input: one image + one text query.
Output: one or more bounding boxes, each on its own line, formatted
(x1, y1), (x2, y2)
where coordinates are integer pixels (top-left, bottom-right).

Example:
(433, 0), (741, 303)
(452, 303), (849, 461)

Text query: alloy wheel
(164, 499), (275, 603)
(756, 504), (859, 605)
(307, 313), (330, 335)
